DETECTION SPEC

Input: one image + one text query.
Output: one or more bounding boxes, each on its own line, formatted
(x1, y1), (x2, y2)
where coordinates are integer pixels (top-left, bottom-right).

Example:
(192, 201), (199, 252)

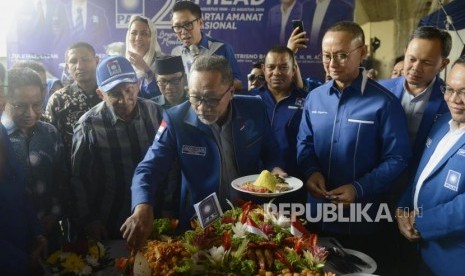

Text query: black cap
(154, 55), (184, 75)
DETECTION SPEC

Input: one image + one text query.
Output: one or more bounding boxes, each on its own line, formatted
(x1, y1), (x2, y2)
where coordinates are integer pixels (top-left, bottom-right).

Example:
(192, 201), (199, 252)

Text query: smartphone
(292, 20), (306, 45)
(292, 20), (304, 34)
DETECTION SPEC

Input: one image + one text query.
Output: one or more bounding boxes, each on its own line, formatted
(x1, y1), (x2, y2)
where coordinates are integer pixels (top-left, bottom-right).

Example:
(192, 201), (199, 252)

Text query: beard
(197, 114), (218, 125)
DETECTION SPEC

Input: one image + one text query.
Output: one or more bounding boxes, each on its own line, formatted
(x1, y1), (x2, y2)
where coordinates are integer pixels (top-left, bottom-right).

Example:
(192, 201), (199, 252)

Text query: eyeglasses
(441, 85), (465, 100)
(156, 75), (184, 87)
(172, 18), (200, 33)
(322, 45), (363, 63)
(10, 103), (43, 114)
(189, 86), (232, 107)
(247, 74), (265, 82)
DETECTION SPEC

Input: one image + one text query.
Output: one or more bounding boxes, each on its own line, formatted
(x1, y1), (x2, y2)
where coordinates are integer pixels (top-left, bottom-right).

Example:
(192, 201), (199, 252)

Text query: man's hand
(287, 27), (308, 54)
(396, 209), (421, 242)
(306, 172), (327, 199)
(85, 221), (108, 241)
(121, 204), (154, 251)
(30, 235), (47, 269)
(271, 167), (288, 178)
(326, 184), (357, 207)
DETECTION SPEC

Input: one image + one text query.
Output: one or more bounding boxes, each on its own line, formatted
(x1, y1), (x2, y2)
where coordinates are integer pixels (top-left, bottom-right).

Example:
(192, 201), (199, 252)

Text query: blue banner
(7, 0), (355, 85)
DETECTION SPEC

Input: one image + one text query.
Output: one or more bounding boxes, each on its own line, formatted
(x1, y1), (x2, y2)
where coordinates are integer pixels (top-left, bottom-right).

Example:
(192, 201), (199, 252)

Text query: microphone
(189, 44), (200, 60)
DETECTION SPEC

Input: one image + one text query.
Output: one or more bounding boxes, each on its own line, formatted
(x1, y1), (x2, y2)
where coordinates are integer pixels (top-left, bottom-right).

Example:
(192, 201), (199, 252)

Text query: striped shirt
(71, 98), (162, 238)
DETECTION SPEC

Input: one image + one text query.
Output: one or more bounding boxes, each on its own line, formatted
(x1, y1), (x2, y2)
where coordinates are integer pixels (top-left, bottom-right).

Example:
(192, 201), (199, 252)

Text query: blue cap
(97, 56), (137, 92)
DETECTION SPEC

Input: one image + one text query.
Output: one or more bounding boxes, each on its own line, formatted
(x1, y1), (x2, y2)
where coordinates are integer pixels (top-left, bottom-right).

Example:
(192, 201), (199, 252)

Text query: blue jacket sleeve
(0, 240), (29, 274)
(297, 98), (322, 180)
(139, 77), (161, 99)
(416, 193), (465, 240)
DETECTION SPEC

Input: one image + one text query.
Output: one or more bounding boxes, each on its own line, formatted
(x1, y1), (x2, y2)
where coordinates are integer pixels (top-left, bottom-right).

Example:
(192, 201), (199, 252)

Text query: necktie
(75, 7), (84, 34)
(37, 0), (45, 25)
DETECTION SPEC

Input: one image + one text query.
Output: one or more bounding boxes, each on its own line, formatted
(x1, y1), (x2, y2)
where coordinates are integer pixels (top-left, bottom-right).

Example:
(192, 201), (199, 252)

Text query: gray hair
(190, 55), (233, 86)
(7, 68), (44, 100)
(326, 21), (365, 45)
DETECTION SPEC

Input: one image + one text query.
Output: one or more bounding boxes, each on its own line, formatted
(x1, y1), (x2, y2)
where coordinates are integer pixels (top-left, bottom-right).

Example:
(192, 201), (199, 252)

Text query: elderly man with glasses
(297, 21), (411, 275)
(170, 1), (243, 92)
(121, 55), (286, 250)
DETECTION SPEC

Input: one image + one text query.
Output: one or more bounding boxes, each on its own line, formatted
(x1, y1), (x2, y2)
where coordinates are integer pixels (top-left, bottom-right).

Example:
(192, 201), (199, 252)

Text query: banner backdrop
(7, 0), (355, 86)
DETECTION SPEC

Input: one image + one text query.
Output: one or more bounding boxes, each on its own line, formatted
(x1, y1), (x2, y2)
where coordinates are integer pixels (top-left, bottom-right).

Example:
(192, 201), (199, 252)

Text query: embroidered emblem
(295, 97), (304, 107)
(444, 170), (460, 192)
(106, 59), (122, 76)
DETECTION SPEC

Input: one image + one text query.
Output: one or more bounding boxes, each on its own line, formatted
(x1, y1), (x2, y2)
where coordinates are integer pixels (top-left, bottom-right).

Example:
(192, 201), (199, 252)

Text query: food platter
(231, 174), (303, 197)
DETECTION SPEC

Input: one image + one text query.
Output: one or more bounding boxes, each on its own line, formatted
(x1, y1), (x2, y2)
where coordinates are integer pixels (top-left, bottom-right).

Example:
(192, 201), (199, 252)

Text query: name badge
(182, 145), (206, 156)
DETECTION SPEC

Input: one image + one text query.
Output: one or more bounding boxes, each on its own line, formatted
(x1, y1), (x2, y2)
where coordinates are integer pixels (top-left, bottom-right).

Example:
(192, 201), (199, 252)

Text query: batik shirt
(1, 117), (67, 220)
(45, 82), (101, 158)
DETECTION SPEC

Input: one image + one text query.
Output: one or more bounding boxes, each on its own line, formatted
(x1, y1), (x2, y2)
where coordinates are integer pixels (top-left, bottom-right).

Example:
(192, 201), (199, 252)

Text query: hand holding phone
(292, 20), (304, 34)
(291, 20), (306, 46)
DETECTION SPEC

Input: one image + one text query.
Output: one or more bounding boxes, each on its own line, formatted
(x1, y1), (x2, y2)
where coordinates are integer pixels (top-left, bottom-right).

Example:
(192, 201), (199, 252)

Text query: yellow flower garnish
(62, 253), (85, 272)
(46, 250), (62, 265)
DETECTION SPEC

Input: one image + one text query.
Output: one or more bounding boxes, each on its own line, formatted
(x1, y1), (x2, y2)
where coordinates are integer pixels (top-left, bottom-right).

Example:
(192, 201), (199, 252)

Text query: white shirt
(280, 1), (296, 43)
(413, 120), (465, 210)
(310, 0), (331, 48)
(401, 77), (435, 145)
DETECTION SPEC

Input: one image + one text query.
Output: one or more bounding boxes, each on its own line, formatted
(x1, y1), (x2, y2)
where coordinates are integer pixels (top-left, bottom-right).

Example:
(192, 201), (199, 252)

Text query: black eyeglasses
(156, 75), (184, 87)
(247, 74), (265, 82)
(441, 85), (465, 100)
(322, 45), (363, 63)
(10, 103), (43, 114)
(188, 86), (232, 107)
(172, 18), (200, 33)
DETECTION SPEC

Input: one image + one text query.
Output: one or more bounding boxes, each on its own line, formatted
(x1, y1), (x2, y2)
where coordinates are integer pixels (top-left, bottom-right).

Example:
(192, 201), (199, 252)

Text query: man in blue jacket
(379, 26), (451, 171)
(121, 55), (286, 250)
(250, 46), (306, 205)
(297, 21), (411, 274)
(397, 57), (465, 275)
(379, 26), (451, 274)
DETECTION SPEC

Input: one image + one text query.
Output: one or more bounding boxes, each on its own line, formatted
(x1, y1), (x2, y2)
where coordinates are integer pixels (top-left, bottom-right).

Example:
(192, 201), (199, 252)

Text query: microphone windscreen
(189, 44), (200, 58)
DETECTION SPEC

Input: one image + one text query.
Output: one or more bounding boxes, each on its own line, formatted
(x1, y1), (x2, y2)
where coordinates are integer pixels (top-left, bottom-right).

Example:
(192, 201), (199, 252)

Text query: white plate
(325, 248), (377, 275)
(231, 174), (303, 197)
